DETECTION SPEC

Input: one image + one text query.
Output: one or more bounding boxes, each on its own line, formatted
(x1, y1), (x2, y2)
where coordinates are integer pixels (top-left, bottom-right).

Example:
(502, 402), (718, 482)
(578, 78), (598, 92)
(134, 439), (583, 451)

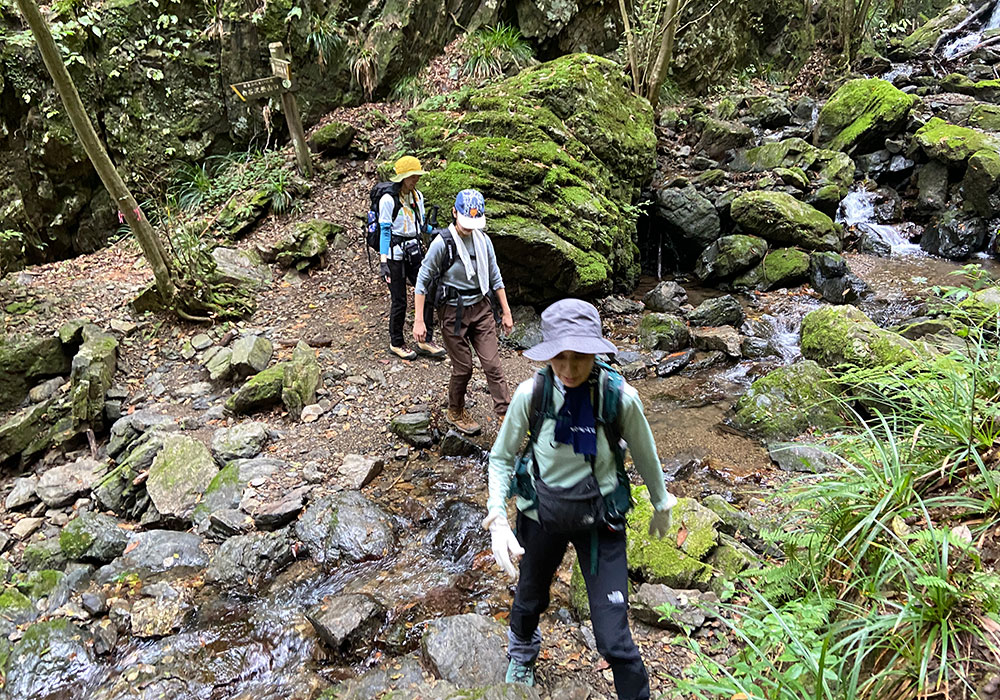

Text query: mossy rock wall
(0, 0), (497, 266)
(405, 53), (655, 303)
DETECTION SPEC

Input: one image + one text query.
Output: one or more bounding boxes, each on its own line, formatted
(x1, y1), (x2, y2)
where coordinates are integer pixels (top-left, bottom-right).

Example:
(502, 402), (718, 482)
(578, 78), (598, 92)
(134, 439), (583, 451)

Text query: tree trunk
(13, 0), (176, 302)
(646, 0), (680, 108)
(618, 0), (640, 91)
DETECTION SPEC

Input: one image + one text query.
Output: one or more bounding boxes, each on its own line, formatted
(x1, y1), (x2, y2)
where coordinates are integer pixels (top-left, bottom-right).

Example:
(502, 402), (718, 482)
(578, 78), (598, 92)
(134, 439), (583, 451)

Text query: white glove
(649, 508), (672, 539)
(482, 511), (524, 579)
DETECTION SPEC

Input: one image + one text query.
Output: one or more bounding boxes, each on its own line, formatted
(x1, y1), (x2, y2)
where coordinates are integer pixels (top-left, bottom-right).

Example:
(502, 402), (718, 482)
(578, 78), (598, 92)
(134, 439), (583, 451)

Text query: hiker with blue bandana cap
(414, 189), (513, 436)
(484, 298), (677, 698)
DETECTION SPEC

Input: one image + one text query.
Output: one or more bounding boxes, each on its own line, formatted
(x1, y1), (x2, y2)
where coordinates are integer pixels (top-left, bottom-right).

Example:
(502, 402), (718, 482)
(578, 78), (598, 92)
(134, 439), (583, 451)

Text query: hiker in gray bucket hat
(484, 298), (677, 698)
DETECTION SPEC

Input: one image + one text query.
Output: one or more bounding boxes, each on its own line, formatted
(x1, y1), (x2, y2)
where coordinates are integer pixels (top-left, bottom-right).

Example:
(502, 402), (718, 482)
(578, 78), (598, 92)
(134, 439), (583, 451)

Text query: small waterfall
(940, 0), (1000, 59)
(988, 0), (1000, 29)
(837, 186), (922, 256)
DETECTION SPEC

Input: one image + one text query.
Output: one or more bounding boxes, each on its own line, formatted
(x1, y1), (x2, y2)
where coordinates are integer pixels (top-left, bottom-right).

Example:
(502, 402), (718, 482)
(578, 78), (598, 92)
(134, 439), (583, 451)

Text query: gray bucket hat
(523, 299), (618, 361)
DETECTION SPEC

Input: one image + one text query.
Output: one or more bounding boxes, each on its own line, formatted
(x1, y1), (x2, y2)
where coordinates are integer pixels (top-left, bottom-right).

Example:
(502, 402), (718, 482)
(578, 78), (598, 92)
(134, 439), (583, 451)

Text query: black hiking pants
(508, 512), (651, 700)
(387, 259), (433, 347)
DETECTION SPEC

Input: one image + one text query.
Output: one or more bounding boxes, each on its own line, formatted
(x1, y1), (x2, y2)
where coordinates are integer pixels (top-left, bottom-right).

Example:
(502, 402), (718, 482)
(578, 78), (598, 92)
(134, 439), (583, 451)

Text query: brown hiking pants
(438, 298), (511, 416)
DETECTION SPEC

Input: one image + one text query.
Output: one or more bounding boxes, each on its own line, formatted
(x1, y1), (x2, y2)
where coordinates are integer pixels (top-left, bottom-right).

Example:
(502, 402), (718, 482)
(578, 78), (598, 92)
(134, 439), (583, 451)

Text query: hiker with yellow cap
(378, 156), (446, 361)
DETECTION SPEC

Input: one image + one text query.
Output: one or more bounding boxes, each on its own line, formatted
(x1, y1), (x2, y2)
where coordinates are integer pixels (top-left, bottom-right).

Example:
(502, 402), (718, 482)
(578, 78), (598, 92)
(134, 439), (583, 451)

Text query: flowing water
(941, 0), (1000, 58)
(837, 184), (923, 256)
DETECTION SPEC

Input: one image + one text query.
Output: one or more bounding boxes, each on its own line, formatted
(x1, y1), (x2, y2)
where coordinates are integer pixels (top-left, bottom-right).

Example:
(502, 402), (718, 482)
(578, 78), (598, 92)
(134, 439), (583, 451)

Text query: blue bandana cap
(455, 189), (486, 229)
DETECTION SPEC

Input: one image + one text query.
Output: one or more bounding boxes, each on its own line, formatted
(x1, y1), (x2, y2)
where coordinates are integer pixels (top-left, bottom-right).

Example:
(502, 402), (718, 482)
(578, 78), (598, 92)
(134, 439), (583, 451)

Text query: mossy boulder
(404, 54), (655, 303)
(733, 247), (811, 291)
(0, 588), (35, 625)
(146, 435), (219, 521)
(694, 234), (767, 281)
(0, 333), (70, 411)
(310, 120), (356, 155)
(914, 117), (1000, 165)
(266, 219), (344, 271)
(59, 511), (128, 563)
(625, 487), (716, 590)
(813, 79), (917, 152)
(729, 360), (842, 439)
(225, 364), (285, 414)
(282, 341), (321, 419)
(696, 116), (753, 159)
(961, 148), (1000, 217)
(899, 3), (967, 55)
(968, 103), (1000, 131)
(69, 325), (117, 425)
(4, 619), (93, 700)
(639, 313), (691, 352)
(738, 138), (855, 194)
(941, 74), (1000, 102)
(800, 305), (919, 369)
(731, 191), (841, 251)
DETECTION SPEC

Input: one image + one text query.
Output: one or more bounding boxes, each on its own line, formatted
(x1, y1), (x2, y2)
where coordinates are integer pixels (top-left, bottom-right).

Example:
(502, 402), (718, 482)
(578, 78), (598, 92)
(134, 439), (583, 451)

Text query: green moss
(16, 570), (63, 601)
(900, 4), (967, 53)
(730, 360), (842, 439)
(734, 247), (811, 290)
(800, 305), (919, 368)
(639, 313), (690, 352)
(625, 487), (714, 589)
(59, 520), (95, 560)
(914, 117), (1000, 164)
(731, 191), (841, 251)
(225, 363), (286, 414)
(969, 103), (1000, 132)
(742, 138), (855, 191)
(21, 539), (66, 572)
(0, 588), (32, 617)
(815, 79), (917, 152)
(569, 560), (589, 619)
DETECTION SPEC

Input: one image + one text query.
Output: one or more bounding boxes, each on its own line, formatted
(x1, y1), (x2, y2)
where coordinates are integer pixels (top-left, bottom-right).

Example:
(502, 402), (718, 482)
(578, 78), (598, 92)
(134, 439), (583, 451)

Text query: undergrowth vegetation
(460, 23), (534, 80)
(678, 269), (1000, 699)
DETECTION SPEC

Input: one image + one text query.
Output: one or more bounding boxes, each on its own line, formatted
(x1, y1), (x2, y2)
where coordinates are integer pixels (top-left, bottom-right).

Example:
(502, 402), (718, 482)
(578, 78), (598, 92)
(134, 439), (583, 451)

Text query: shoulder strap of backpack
(595, 360), (632, 508)
(527, 366), (553, 444)
(438, 227), (457, 269)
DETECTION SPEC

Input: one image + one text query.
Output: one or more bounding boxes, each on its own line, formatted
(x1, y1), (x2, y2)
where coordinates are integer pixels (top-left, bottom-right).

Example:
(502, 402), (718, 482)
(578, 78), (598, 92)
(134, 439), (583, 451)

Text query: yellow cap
(390, 155), (428, 182)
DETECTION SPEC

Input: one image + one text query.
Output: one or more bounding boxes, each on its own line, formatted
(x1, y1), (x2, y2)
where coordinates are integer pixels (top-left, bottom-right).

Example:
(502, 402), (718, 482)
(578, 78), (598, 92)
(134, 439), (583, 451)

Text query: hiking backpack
(508, 360), (633, 526)
(365, 181), (402, 255)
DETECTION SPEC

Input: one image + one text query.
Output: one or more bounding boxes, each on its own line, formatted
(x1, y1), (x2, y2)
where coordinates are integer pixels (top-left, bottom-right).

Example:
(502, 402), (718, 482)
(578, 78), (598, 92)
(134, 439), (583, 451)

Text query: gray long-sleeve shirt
(415, 225), (504, 306)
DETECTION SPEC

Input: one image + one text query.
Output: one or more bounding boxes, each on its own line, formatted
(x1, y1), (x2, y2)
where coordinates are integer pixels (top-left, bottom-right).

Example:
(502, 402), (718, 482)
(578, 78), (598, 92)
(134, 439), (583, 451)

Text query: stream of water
(941, 0), (1000, 59)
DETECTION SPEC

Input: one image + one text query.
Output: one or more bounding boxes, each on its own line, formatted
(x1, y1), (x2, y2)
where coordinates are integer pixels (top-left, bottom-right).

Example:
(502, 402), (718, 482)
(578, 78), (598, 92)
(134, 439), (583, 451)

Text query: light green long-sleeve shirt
(487, 372), (676, 520)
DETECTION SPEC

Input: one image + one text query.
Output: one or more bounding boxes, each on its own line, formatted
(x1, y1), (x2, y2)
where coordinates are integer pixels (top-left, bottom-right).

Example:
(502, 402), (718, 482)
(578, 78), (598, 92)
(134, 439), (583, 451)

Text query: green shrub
(461, 23), (533, 80)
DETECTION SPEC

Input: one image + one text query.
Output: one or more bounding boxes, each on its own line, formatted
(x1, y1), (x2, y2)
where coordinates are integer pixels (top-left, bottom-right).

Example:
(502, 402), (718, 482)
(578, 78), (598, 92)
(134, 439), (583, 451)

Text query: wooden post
(269, 42), (312, 178)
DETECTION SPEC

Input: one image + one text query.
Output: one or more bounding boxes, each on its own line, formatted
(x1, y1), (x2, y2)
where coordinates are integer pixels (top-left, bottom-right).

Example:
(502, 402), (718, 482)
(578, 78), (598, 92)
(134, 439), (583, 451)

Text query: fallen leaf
(677, 524), (688, 548)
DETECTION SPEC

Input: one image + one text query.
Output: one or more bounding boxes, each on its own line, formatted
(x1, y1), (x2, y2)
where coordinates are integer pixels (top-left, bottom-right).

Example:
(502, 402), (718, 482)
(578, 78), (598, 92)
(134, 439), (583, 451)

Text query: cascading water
(941, 0), (1000, 59)
(837, 185), (923, 256)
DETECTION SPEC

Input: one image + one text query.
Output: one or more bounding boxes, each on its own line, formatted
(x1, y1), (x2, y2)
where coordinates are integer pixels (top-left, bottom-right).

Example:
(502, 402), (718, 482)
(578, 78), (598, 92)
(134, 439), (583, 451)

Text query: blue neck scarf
(554, 380), (597, 458)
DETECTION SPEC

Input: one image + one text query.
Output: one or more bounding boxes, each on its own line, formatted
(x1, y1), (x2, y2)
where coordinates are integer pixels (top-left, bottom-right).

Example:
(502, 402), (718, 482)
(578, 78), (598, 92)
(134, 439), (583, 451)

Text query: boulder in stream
(813, 78), (917, 152)
(306, 593), (386, 659)
(206, 530), (294, 588)
(4, 619), (96, 700)
(731, 191), (841, 251)
(639, 313), (690, 352)
(296, 492), (396, 566)
(694, 235), (767, 281)
(920, 210), (989, 260)
(421, 613), (508, 687)
(801, 305), (919, 369)
(729, 360), (842, 440)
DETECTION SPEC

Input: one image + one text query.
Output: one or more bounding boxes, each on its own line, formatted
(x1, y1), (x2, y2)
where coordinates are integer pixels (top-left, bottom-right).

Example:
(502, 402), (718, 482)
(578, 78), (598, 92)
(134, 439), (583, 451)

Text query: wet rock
(654, 185), (721, 246)
(731, 191), (841, 251)
(211, 247), (271, 290)
(391, 411), (434, 447)
(962, 148), (1000, 217)
(695, 116), (753, 159)
(339, 454), (385, 488)
(92, 619), (117, 655)
(638, 313), (690, 352)
(801, 305), (919, 369)
(599, 296), (644, 315)
(251, 484), (312, 529)
(6, 475), (38, 510)
(59, 512), (128, 563)
(206, 530), (294, 588)
(192, 457), (282, 529)
(37, 458), (103, 507)
(767, 442), (839, 473)
(147, 435), (219, 521)
(0, 587), (37, 625)
(809, 251), (869, 304)
(439, 431), (483, 458)
(210, 422), (270, 463)
(620, 360), (648, 380)
(632, 584), (719, 630)
(655, 349), (695, 377)
(917, 160), (949, 211)
(626, 488), (716, 590)
(643, 281), (688, 314)
(329, 655), (431, 699)
(425, 500), (489, 566)
(5, 620), (94, 700)
(422, 613), (507, 686)
(691, 327), (742, 358)
(282, 341), (321, 419)
(732, 247), (811, 291)
(96, 530), (208, 584)
(307, 593), (386, 658)
(920, 211), (988, 260)
(231, 335), (273, 376)
(687, 295), (744, 327)
(131, 595), (193, 638)
(507, 306), (543, 349)
(813, 79), (916, 152)
(296, 492), (396, 566)
(208, 509), (254, 538)
(694, 234), (767, 281)
(729, 361), (842, 440)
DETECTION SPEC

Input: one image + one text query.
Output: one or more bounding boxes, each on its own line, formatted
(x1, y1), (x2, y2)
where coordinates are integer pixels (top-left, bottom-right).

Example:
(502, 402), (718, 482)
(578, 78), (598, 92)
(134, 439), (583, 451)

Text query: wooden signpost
(230, 41), (313, 177)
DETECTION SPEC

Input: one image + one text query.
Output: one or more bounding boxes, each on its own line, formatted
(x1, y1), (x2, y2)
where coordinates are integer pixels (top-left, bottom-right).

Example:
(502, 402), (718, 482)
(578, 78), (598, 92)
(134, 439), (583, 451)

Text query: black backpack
(365, 181), (402, 254)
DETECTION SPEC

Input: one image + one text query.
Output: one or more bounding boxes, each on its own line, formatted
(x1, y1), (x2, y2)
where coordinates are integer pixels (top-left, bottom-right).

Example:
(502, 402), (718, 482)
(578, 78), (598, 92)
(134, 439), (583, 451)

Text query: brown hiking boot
(416, 341), (447, 359)
(447, 408), (481, 436)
